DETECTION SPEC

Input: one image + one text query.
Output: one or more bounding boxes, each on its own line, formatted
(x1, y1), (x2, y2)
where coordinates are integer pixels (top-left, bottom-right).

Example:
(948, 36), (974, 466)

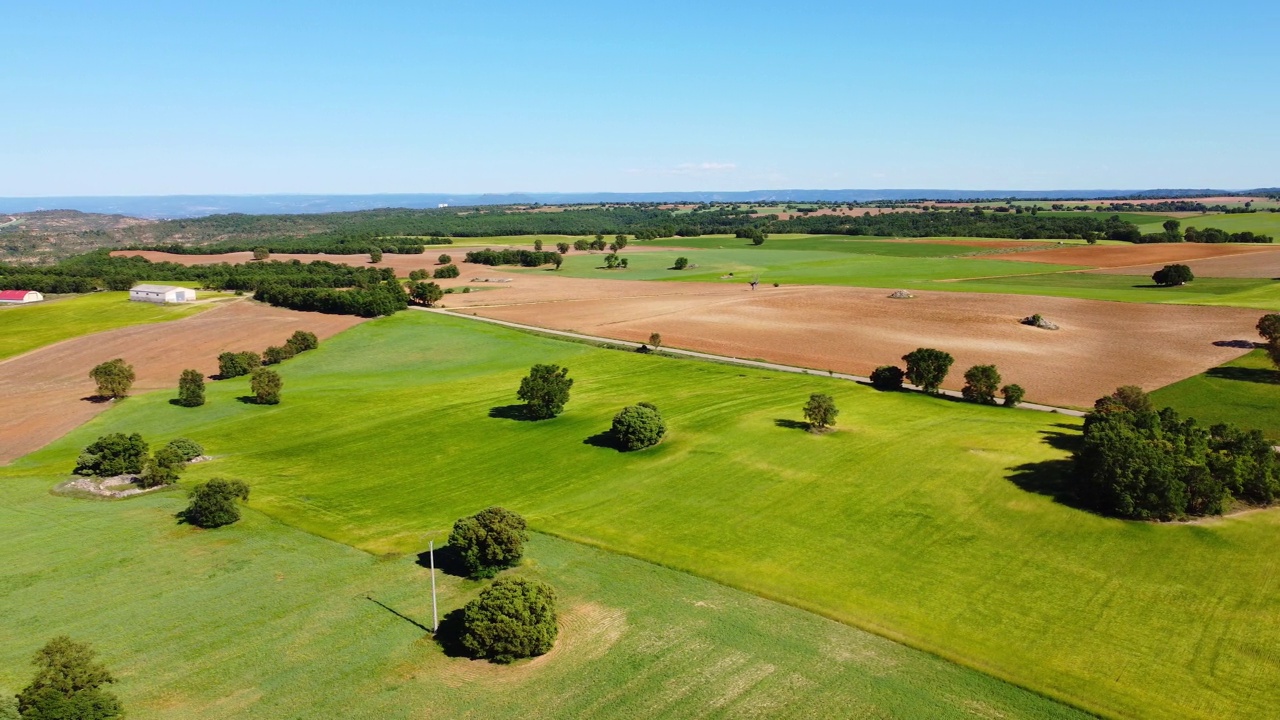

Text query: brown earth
(447, 284), (1260, 408)
(1087, 251), (1280, 279)
(995, 243), (1280, 269)
(0, 300), (364, 464)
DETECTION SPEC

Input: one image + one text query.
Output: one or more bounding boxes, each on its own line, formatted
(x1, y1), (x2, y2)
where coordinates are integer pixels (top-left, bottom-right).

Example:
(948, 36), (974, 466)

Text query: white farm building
(129, 284), (197, 304)
(0, 290), (43, 304)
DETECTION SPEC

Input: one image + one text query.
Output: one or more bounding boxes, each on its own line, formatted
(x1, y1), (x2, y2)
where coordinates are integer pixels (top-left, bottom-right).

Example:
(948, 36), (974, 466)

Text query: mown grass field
(1152, 348), (1280, 440)
(6, 311), (1280, 719)
(0, 479), (1084, 720)
(1182, 211), (1280, 237)
(0, 292), (212, 360)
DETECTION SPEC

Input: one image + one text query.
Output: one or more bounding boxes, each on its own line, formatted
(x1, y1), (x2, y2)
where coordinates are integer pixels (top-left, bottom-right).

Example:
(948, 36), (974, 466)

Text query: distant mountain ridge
(0, 189), (1275, 219)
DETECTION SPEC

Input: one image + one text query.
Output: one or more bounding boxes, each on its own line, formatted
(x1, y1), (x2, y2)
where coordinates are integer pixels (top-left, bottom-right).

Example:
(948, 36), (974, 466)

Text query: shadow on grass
(488, 404), (538, 422)
(1005, 428), (1089, 512)
(434, 608), (470, 657)
(1206, 366), (1280, 385)
(773, 418), (810, 431)
(236, 396), (278, 405)
(414, 544), (470, 578)
(583, 429), (621, 450)
(366, 596), (432, 634)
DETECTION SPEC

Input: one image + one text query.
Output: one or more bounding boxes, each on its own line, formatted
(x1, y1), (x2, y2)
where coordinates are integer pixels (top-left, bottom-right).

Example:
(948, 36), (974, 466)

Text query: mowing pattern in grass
(0, 292), (211, 360)
(1151, 348), (1280, 440)
(5, 312), (1280, 719)
(0, 479), (1086, 719)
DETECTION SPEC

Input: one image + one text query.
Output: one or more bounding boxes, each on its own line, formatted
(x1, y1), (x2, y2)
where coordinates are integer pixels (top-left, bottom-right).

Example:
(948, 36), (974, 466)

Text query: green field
(6, 311), (1280, 719)
(949, 272), (1280, 309)
(0, 481), (1085, 719)
(1181, 211), (1280, 237)
(1152, 348), (1280, 440)
(0, 292), (213, 360)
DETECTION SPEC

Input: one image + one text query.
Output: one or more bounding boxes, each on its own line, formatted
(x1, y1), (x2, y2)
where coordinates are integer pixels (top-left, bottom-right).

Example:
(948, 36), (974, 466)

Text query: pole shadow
(366, 596), (432, 633)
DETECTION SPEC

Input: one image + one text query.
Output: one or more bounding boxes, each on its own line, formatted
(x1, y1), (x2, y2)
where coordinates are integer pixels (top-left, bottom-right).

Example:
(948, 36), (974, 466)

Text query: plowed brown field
(450, 285), (1259, 408)
(1086, 251), (1280, 279)
(0, 300), (363, 463)
(997, 243), (1280, 268)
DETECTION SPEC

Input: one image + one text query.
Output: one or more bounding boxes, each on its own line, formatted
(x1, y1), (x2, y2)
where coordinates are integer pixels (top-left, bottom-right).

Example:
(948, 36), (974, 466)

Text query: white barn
(0, 290), (43, 304)
(129, 284), (197, 304)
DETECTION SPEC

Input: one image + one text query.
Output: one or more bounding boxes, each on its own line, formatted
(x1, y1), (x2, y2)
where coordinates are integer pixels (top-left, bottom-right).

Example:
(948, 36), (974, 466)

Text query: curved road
(414, 306), (1087, 418)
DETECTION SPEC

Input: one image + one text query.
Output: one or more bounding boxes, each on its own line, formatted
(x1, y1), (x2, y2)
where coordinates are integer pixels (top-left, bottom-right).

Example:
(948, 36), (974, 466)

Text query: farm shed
(0, 290), (44, 304)
(129, 284), (197, 304)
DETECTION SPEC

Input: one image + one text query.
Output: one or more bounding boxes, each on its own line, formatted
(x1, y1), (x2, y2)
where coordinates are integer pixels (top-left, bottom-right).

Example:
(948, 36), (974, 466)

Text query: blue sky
(3, 1), (1277, 195)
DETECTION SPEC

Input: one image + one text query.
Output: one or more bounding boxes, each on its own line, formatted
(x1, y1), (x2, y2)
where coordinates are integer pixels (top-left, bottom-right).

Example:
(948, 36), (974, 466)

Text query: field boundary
(417, 307), (1087, 417)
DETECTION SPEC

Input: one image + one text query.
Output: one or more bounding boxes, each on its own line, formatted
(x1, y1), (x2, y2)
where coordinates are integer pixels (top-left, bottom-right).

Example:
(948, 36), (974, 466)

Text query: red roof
(0, 290), (33, 300)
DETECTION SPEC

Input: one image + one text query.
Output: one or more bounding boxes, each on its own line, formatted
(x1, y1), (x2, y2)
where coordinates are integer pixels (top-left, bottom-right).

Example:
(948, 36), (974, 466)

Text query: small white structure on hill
(0, 290), (43, 304)
(129, 284), (197, 304)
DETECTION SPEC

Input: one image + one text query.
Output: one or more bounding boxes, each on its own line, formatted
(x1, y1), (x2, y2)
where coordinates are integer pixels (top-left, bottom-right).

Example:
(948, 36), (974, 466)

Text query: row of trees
(463, 249), (561, 267)
(73, 433), (203, 488)
(1071, 387), (1278, 519)
(867, 349), (1024, 406)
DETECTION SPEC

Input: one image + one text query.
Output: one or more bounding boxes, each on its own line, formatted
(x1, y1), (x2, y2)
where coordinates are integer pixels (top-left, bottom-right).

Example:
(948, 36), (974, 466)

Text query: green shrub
(409, 281), (444, 307)
(448, 507), (529, 578)
(517, 364), (572, 420)
(182, 478), (250, 528)
(163, 438), (204, 461)
(250, 368), (282, 405)
(802, 393), (838, 431)
(369, 247), (383, 263)
(89, 358), (135, 399)
(460, 577), (558, 664)
(1002, 384), (1026, 408)
(74, 433), (148, 477)
(16, 636), (122, 720)
(611, 404), (666, 450)
(672, 257), (689, 270)
(869, 365), (905, 391)
(262, 344), (297, 365)
(437, 254), (452, 265)
(433, 264), (460, 279)
(176, 369), (205, 407)
(408, 269), (428, 281)
(287, 330), (319, 353)
(137, 446), (185, 488)
(217, 351), (261, 378)
(902, 348), (954, 394)
(961, 365), (1002, 405)
(1152, 263), (1194, 286)
(252, 247), (269, 261)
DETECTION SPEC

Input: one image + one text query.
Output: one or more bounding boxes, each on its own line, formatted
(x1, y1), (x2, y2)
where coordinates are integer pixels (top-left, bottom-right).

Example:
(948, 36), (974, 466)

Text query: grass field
(1152, 348), (1280, 440)
(6, 311), (1280, 719)
(0, 292), (212, 360)
(1181, 211), (1280, 237)
(0, 480), (1087, 719)
(949, 272), (1280, 309)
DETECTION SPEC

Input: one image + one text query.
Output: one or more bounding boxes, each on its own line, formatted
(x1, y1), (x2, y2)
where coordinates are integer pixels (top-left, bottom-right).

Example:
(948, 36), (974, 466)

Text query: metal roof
(130, 284), (194, 293)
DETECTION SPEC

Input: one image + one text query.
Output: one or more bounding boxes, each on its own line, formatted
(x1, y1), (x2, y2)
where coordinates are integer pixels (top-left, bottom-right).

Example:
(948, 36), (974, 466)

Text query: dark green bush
(869, 365), (905, 390)
(74, 433), (148, 477)
(460, 577), (558, 664)
(517, 364), (572, 420)
(611, 404), (666, 450)
(217, 351), (261, 378)
(181, 478), (250, 528)
(961, 365), (1002, 405)
(16, 636), (122, 720)
(802, 393), (838, 431)
(433, 264), (460, 279)
(163, 438), (203, 461)
(1002, 384), (1026, 408)
(448, 507), (529, 578)
(250, 368), (282, 405)
(176, 369), (205, 407)
(262, 344), (297, 365)
(902, 348), (954, 394)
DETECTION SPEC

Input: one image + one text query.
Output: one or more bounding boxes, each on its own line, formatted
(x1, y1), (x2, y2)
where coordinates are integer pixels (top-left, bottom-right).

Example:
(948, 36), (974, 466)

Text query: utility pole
(430, 540), (439, 633)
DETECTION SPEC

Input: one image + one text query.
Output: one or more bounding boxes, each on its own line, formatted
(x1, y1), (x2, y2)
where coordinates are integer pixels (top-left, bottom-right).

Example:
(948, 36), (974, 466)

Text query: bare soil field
(449, 284), (1259, 408)
(0, 300), (363, 464)
(996, 243), (1280, 269)
(1087, 251), (1280, 279)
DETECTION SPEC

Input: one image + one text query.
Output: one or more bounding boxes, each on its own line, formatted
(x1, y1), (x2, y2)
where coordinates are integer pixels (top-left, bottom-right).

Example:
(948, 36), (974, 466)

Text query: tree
(181, 478), (250, 528)
(614, 235), (628, 250)
(369, 247), (383, 263)
(409, 281), (444, 307)
(253, 247), (270, 261)
(603, 253), (619, 269)
(137, 445), (185, 488)
(162, 437), (203, 461)
(533, 239), (543, 251)
(262, 344), (297, 365)
(74, 433), (148, 477)
(1162, 219), (1182, 241)
(16, 636), (123, 720)
(437, 254), (452, 265)
(611, 404), (666, 450)
(408, 269), (428, 281)
(448, 507), (529, 578)
(459, 577), (558, 664)
(1256, 314), (1280, 343)
(250, 367), (282, 405)
(516, 364), (572, 419)
(433, 264), (460, 279)
(176, 369), (205, 407)
(802, 393), (838, 431)
(902, 348), (954, 394)
(1094, 385), (1153, 415)
(555, 242), (570, 254)
(1152, 263), (1194, 286)
(648, 332), (662, 351)
(1002, 384), (1026, 408)
(217, 351), (261, 378)
(672, 257), (689, 270)
(573, 239), (589, 251)
(286, 330), (319, 353)
(961, 364), (1001, 405)
(552, 253), (564, 270)
(870, 365), (905, 391)
(89, 359), (135, 399)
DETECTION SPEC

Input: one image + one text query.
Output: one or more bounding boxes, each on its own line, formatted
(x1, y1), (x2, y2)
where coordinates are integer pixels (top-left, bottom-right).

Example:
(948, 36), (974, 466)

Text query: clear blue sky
(4, 1), (1277, 195)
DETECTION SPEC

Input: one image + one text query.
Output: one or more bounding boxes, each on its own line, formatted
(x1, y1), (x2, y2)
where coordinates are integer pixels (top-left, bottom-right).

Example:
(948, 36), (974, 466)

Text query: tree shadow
(235, 395), (261, 405)
(1004, 428), (1089, 511)
(583, 429), (621, 450)
(434, 608), (470, 657)
(414, 544), (470, 578)
(1213, 339), (1261, 349)
(365, 596), (432, 634)
(80, 395), (114, 404)
(773, 418), (810, 431)
(488, 404), (536, 422)
(1206, 366), (1280, 385)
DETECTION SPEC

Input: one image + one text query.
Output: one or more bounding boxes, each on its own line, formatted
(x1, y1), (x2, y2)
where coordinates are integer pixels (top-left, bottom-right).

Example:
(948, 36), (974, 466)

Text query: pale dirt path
(0, 300), (365, 464)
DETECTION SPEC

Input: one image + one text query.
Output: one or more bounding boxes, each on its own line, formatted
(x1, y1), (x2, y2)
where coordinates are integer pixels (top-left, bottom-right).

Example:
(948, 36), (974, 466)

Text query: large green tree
(517, 364), (573, 419)
(250, 367), (283, 405)
(88, 359), (135, 399)
(74, 433), (149, 477)
(1152, 263), (1194, 286)
(902, 348), (954, 394)
(182, 478), (250, 528)
(176, 369), (205, 407)
(448, 507), (529, 578)
(16, 636), (123, 720)
(802, 393), (838, 431)
(459, 577), (558, 664)
(961, 365), (1002, 405)
(611, 403), (666, 450)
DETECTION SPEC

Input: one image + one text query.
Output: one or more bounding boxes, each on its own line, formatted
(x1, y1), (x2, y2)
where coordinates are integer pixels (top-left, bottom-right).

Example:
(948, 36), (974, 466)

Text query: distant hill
(1, 189), (1275, 219)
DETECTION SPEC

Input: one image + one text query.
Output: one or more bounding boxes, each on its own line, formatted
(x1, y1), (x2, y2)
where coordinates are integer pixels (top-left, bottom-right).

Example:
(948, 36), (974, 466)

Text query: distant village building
(0, 290), (44, 304)
(129, 284), (197, 304)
